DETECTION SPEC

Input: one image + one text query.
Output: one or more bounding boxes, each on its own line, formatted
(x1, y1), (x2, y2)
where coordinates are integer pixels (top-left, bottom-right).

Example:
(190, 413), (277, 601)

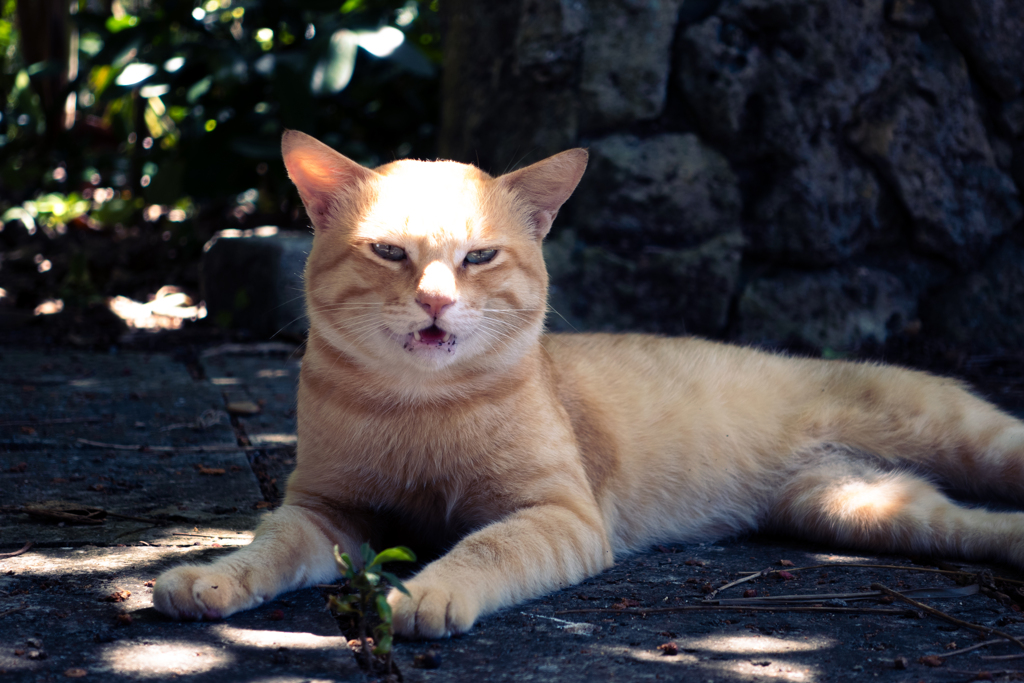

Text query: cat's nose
(417, 292), (454, 318)
(417, 261), (457, 317)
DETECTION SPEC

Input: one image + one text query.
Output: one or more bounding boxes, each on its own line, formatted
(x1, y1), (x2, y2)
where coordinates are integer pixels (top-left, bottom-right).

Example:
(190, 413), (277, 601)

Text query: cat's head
(282, 130), (587, 378)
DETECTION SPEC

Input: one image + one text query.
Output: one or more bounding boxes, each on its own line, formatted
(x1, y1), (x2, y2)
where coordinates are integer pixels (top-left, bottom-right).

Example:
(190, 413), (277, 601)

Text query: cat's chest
(359, 469), (507, 558)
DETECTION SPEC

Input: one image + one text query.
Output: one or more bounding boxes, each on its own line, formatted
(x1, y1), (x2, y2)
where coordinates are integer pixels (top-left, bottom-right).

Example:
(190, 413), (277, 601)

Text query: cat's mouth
(413, 324), (452, 344)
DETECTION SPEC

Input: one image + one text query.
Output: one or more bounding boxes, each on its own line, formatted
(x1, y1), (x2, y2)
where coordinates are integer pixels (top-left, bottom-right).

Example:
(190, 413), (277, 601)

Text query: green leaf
(333, 545), (354, 578)
(360, 543), (376, 567)
(186, 76), (211, 104)
(372, 633), (393, 656)
(105, 15), (139, 33)
(375, 593), (392, 623)
(328, 595), (358, 614)
(371, 546), (417, 566)
(380, 571), (410, 596)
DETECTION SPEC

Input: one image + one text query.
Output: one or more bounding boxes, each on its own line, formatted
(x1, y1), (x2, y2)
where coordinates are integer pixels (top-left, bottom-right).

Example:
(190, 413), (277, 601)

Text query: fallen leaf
(196, 465), (226, 476)
(64, 668), (88, 678)
(20, 426), (36, 435)
(743, 589), (758, 598)
(684, 559), (705, 567)
(775, 571), (796, 581)
(919, 655), (944, 667)
(412, 650), (442, 669)
(102, 590), (131, 603)
(779, 559), (795, 567)
(269, 609), (285, 621)
(657, 642), (678, 656)
(115, 614), (133, 626)
(9, 462), (27, 473)
(611, 598), (640, 610)
(143, 580), (155, 587)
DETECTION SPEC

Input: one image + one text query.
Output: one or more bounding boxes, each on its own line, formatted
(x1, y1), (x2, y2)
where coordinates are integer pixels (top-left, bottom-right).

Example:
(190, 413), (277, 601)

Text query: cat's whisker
(474, 320), (518, 356)
(544, 304), (579, 332)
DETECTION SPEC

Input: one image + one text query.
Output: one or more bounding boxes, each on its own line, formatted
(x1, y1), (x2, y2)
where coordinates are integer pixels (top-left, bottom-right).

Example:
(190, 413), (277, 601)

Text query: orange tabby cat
(154, 130), (1024, 638)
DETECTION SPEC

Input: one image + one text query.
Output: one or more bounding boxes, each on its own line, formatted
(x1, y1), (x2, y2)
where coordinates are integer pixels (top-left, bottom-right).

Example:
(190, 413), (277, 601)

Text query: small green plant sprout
(329, 543), (416, 678)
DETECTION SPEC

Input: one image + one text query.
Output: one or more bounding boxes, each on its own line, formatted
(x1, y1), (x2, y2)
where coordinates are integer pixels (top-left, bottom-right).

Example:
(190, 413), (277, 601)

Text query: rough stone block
(736, 266), (916, 351)
(579, 0), (683, 129)
(922, 240), (1024, 352)
(849, 36), (1023, 269)
(748, 141), (886, 265)
(573, 133), (741, 248)
(676, 0), (891, 157)
(201, 228), (313, 340)
(0, 350), (237, 449)
(933, 0), (1024, 100)
(545, 229), (744, 336)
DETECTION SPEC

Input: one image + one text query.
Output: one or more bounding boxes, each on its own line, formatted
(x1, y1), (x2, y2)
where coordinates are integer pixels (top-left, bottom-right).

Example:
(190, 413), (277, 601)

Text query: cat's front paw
(387, 579), (479, 639)
(153, 565), (263, 620)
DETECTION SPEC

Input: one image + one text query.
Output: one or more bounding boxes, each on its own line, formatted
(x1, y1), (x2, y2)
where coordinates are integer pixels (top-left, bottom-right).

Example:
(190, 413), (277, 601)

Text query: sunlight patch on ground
(808, 552), (878, 564)
(597, 644), (700, 665)
(142, 528), (255, 546)
(596, 634), (829, 681)
(212, 625), (348, 650)
(248, 433), (298, 446)
(727, 658), (818, 681)
(107, 285), (206, 330)
(101, 639), (232, 676)
(6, 546), (189, 575)
(681, 634), (834, 654)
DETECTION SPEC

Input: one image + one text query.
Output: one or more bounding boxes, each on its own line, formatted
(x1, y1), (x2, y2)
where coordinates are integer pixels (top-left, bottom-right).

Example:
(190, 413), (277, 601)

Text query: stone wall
(439, 0), (1024, 353)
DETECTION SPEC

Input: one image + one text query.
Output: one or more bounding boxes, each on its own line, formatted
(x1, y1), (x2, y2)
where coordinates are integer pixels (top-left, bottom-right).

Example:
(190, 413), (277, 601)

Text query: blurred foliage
(0, 0), (440, 321)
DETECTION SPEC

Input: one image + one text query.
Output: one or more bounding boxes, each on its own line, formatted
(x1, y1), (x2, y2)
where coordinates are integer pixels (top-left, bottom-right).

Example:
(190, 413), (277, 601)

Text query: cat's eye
(371, 243), (406, 261)
(464, 248), (497, 265)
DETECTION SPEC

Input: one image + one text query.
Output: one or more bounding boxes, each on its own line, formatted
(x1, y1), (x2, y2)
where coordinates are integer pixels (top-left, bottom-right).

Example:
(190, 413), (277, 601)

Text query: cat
(154, 130), (1024, 638)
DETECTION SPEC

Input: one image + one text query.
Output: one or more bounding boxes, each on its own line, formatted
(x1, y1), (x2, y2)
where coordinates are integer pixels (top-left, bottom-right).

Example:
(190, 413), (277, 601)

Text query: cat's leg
(796, 362), (1024, 502)
(153, 504), (359, 619)
(768, 450), (1024, 568)
(387, 500), (612, 638)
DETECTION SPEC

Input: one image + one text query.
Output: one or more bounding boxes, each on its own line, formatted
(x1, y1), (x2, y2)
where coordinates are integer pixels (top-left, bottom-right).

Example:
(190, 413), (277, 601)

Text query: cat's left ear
(498, 149), (588, 240)
(282, 130), (376, 230)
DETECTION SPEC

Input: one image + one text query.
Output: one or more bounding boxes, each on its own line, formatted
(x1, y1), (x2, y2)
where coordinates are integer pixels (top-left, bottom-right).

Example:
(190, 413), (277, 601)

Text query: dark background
(0, 0), (441, 342)
(2, 0), (1024, 395)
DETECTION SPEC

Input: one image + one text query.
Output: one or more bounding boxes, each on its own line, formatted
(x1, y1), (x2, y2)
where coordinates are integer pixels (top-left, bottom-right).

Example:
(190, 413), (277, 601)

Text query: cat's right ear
(498, 148), (589, 240)
(282, 130), (375, 230)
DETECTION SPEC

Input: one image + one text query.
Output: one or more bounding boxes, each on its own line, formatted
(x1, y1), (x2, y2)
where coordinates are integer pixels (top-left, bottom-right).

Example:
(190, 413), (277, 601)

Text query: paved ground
(3, 343), (1024, 682)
